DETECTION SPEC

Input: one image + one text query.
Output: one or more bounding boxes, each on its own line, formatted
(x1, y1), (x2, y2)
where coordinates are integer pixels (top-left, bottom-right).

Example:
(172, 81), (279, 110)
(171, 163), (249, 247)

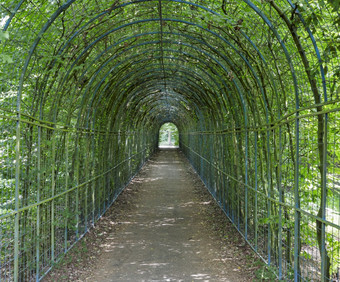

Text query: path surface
(84, 149), (248, 281)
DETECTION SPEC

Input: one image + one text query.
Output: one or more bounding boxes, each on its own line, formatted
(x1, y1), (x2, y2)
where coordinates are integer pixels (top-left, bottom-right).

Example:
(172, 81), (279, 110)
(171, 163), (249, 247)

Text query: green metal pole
(36, 126), (41, 281)
(255, 133), (258, 251)
(51, 134), (56, 261)
(245, 129), (249, 240)
(14, 111), (21, 282)
(221, 134), (226, 211)
(85, 134), (89, 231)
(91, 130), (95, 225)
(294, 114), (301, 281)
(75, 136), (80, 239)
(321, 113), (328, 281)
(278, 125), (283, 280)
(64, 133), (69, 251)
(267, 128), (271, 266)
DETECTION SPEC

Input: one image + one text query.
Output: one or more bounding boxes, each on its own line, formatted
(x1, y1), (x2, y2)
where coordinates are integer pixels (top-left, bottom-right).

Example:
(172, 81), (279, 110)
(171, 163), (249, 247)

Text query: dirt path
(46, 149), (263, 281)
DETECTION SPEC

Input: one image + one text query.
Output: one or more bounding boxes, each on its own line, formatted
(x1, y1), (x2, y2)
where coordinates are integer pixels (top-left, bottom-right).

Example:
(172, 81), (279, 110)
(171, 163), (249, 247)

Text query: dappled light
(0, 0), (339, 281)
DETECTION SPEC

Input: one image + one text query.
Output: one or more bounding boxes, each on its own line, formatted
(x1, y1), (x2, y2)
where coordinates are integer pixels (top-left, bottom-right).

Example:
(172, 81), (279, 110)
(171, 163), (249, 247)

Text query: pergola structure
(0, 1), (339, 281)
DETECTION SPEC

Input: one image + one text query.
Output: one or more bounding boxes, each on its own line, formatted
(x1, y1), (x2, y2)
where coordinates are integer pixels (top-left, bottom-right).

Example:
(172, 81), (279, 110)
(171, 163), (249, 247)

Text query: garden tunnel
(0, 0), (339, 281)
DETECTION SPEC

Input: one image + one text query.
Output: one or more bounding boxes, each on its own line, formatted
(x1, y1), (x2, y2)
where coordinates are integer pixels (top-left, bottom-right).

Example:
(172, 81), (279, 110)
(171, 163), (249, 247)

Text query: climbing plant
(0, 0), (339, 281)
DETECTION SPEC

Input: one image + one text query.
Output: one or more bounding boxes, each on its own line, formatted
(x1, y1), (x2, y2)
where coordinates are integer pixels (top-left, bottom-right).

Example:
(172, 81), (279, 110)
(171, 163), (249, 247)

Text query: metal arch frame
(1, 0), (335, 281)
(85, 62), (218, 124)
(67, 36), (250, 127)
(28, 17), (268, 127)
(106, 74), (217, 130)
(96, 61), (227, 130)
(46, 28), (241, 116)
(82, 60), (224, 129)
(72, 47), (234, 131)
(84, 51), (235, 112)
(11, 0), (325, 124)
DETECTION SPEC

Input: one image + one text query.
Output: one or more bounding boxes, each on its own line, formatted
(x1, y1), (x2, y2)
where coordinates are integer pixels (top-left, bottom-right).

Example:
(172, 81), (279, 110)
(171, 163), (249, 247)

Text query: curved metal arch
(17, 0), (76, 106)
(88, 64), (216, 127)
(41, 18), (259, 124)
(132, 101), (202, 130)
(287, 0), (327, 102)
(15, 0), (302, 129)
(29, 0), (224, 111)
(84, 51), (234, 114)
(105, 73), (224, 129)
(36, 8), (276, 129)
(130, 96), (196, 127)
(51, 31), (233, 116)
(110, 96), (193, 131)
(79, 61), (223, 128)
(81, 59), (239, 133)
(124, 77), (212, 110)
(69, 38), (249, 129)
(28, 19), (283, 146)
(118, 77), (215, 121)
(73, 46), (239, 129)
(105, 65), (221, 107)
(243, 0), (299, 109)
(60, 22), (266, 134)
(83, 59), (231, 130)
(100, 67), (221, 129)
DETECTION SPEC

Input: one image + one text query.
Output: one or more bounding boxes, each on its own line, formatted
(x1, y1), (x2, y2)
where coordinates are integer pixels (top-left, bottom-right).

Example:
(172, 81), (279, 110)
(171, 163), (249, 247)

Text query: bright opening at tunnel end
(158, 122), (179, 149)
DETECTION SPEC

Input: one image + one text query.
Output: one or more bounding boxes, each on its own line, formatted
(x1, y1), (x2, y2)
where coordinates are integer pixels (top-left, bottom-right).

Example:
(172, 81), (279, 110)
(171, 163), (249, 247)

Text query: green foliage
(0, 31), (13, 63)
(0, 54), (13, 64)
(326, 0), (340, 11)
(159, 123), (179, 146)
(254, 262), (278, 281)
(0, 30), (9, 41)
(0, 0), (339, 280)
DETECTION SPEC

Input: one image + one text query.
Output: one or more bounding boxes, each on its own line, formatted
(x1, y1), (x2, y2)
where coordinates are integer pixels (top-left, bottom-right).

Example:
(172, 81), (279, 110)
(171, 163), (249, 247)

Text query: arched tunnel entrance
(158, 122), (179, 147)
(0, 1), (339, 281)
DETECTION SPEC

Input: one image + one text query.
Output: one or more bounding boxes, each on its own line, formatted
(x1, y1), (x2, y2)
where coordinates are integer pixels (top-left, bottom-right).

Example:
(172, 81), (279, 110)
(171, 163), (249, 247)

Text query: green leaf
(0, 54), (13, 64)
(328, 0), (340, 12)
(0, 30), (9, 40)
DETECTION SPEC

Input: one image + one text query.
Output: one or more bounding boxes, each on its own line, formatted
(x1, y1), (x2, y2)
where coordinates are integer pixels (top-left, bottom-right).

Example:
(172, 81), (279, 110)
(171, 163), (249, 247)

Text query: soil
(44, 149), (264, 281)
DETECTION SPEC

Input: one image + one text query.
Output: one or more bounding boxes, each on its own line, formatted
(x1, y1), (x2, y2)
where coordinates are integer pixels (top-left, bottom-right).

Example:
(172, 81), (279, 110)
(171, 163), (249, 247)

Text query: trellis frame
(0, 0), (339, 281)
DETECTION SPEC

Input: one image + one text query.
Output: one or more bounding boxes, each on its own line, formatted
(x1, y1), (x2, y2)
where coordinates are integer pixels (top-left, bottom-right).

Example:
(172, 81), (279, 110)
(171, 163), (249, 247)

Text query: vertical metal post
(221, 134), (226, 211)
(245, 129), (249, 240)
(91, 119), (96, 224)
(321, 113), (328, 281)
(254, 132), (258, 251)
(278, 125), (283, 279)
(75, 136), (80, 239)
(219, 134), (223, 205)
(209, 133), (214, 195)
(237, 132), (240, 230)
(85, 134), (89, 232)
(14, 110), (21, 282)
(102, 134), (106, 212)
(267, 128), (271, 265)
(64, 132), (69, 251)
(51, 134), (56, 261)
(201, 133), (205, 182)
(294, 113), (301, 281)
(36, 126), (41, 281)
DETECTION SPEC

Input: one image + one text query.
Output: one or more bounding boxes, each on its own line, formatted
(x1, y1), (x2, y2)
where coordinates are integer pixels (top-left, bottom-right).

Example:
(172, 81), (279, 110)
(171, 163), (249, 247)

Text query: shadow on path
(45, 149), (261, 281)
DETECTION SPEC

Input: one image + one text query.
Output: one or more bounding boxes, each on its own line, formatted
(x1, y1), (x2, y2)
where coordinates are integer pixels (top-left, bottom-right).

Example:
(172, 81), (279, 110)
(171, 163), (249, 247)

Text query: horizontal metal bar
(185, 104), (340, 135)
(0, 148), (148, 220)
(0, 112), (150, 135)
(181, 142), (340, 230)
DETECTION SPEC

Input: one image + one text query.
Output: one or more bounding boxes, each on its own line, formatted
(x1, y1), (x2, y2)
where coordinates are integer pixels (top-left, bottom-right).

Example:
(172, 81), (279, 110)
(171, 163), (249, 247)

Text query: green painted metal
(0, 0), (339, 281)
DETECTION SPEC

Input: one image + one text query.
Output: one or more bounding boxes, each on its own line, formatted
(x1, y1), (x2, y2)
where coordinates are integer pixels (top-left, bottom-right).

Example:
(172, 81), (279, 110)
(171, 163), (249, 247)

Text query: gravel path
(45, 149), (261, 281)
